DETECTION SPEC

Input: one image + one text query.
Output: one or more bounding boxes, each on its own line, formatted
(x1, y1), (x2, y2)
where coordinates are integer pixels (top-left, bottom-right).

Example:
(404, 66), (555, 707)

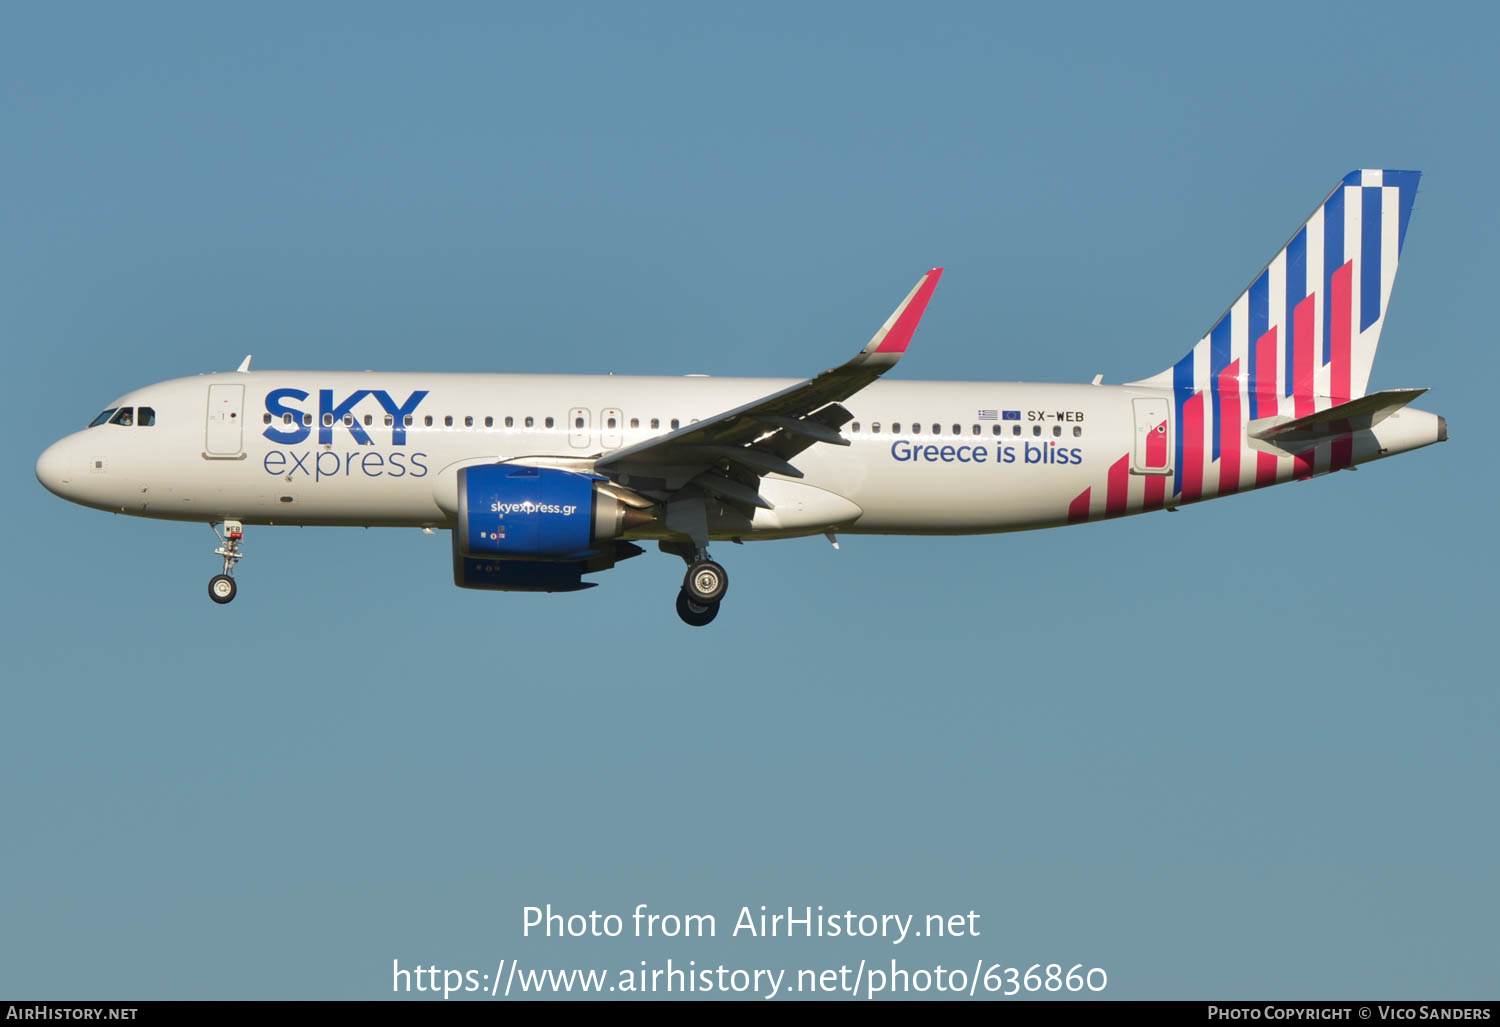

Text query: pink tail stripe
(1218, 360), (1241, 496)
(1330, 259), (1353, 402)
(1293, 294), (1315, 417)
(1255, 327), (1279, 420)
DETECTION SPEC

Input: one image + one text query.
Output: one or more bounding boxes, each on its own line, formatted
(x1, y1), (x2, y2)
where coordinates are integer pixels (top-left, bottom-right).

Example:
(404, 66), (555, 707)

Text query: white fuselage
(35, 370), (1445, 540)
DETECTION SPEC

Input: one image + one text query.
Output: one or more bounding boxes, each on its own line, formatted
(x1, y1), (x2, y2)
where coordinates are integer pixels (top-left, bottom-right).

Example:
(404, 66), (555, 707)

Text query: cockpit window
(89, 408), (118, 428)
(137, 406), (155, 426)
(109, 407), (135, 426)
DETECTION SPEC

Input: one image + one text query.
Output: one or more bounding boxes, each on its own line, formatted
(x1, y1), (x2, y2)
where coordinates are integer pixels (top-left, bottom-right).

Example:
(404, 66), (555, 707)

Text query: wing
(593, 268), (943, 507)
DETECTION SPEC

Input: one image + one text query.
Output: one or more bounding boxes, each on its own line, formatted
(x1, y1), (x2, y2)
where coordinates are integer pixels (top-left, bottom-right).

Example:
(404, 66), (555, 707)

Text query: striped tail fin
(1134, 170), (1420, 403)
(1129, 169), (1421, 499)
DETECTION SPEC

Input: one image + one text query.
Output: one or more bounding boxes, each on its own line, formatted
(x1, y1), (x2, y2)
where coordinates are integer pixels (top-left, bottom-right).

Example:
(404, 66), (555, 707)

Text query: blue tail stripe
(1392, 170), (1420, 253)
(1210, 316), (1231, 460)
(1284, 228), (1307, 397)
(1361, 186), (1383, 331)
(1248, 270), (1268, 420)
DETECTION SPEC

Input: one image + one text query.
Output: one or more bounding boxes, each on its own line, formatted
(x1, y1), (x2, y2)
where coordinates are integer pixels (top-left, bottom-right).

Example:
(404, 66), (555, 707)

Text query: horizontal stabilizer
(1249, 388), (1427, 444)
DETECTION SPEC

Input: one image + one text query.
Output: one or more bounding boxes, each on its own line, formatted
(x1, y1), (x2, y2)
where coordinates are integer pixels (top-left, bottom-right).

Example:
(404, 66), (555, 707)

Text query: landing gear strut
(208, 520), (244, 605)
(661, 497), (729, 627)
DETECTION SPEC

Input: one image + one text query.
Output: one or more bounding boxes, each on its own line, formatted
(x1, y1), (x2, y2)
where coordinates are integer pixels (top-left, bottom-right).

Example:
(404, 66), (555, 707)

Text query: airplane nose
(35, 440), (72, 497)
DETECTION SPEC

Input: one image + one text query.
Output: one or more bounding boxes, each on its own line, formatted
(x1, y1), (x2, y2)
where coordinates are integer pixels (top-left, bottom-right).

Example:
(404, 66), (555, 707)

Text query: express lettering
(263, 449), (429, 481)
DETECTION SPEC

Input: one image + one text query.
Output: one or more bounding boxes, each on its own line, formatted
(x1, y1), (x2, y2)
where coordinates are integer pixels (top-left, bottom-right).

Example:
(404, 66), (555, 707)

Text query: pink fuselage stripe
(1218, 360), (1240, 496)
(1181, 392), (1204, 502)
(1143, 418), (1166, 510)
(1068, 487), (1092, 523)
(1105, 454), (1129, 517)
(1146, 417), (1167, 469)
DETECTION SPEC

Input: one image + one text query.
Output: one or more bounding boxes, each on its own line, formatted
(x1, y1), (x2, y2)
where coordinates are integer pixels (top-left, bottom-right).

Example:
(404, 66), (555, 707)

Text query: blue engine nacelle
(457, 464), (654, 558)
(451, 465), (655, 590)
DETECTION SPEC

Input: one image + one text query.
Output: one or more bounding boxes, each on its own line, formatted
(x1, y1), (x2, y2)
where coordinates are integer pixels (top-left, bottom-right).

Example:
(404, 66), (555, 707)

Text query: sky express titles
(261, 387), (430, 482)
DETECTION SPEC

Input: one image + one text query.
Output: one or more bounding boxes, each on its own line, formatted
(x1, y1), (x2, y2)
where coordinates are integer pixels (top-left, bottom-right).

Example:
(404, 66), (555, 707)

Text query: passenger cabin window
(384, 415), (394, 426)
(650, 418), (660, 429)
(404, 415), (413, 427)
(607, 416), (617, 429)
(89, 408), (118, 428)
(137, 407), (154, 426)
(545, 416), (554, 428)
(444, 415), (454, 427)
(574, 416), (585, 429)
(991, 425), (1001, 436)
(524, 416), (534, 428)
(110, 408), (134, 426)
(464, 416), (474, 427)
(302, 413), (312, 426)
(424, 415), (433, 426)
(364, 414), (373, 426)
(505, 416), (514, 427)
(263, 413), (272, 424)
(629, 417), (639, 428)
(284, 413), (294, 426)
(670, 419), (680, 429)
(343, 414), (353, 426)
(1073, 426), (1082, 437)
(484, 416), (493, 428)
(892, 422), (901, 433)
(971, 424), (980, 435)
(851, 421), (861, 433)
(871, 422), (881, 433)
(1032, 424), (1041, 437)
(952, 424), (961, 435)
(1012, 424), (1021, 436)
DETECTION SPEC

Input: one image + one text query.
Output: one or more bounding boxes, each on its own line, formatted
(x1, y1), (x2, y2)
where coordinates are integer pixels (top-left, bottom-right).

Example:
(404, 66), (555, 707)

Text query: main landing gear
(675, 557), (728, 627)
(208, 520), (245, 605)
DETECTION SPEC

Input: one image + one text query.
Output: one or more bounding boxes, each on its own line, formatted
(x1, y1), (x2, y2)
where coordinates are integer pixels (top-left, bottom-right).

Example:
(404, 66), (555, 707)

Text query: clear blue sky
(4, 1), (1495, 1000)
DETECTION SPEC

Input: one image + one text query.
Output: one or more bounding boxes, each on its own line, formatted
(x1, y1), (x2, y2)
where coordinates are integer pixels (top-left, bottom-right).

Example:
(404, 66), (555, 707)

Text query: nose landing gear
(208, 520), (245, 605)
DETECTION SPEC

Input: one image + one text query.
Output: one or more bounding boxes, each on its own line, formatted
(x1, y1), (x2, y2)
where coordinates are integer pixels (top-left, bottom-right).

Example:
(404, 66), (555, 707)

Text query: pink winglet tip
(875, 267), (944, 353)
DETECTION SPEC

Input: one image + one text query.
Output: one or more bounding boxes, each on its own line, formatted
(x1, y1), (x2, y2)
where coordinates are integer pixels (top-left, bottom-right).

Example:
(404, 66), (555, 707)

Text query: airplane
(35, 169), (1445, 626)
